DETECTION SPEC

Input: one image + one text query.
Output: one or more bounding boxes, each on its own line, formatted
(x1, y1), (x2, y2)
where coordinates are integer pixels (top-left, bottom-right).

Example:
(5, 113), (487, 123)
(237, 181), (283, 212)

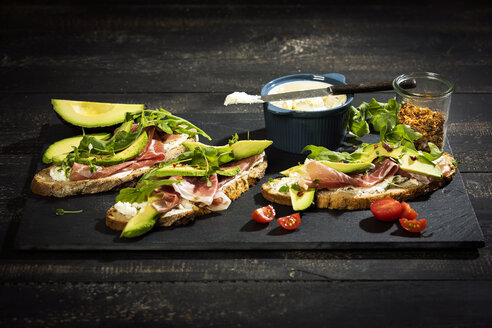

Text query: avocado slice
(183, 140), (272, 161)
(78, 131), (148, 166)
(43, 132), (111, 164)
(229, 140), (273, 160)
(52, 99), (144, 128)
(120, 197), (160, 238)
(155, 164), (240, 178)
(319, 161), (374, 174)
(398, 152), (443, 178)
(289, 187), (315, 211)
(155, 164), (207, 177)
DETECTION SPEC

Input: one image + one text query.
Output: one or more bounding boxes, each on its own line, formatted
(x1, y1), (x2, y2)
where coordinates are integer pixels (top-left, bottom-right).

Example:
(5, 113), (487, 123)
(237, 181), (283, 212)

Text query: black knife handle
(330, 79), (417, 95)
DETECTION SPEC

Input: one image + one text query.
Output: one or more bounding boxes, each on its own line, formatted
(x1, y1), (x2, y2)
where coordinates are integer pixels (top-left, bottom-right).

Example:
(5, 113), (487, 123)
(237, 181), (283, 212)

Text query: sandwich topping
(46, 108), (210, 181)
(112, 139), (272, 238)
(267, 141), (454, 211)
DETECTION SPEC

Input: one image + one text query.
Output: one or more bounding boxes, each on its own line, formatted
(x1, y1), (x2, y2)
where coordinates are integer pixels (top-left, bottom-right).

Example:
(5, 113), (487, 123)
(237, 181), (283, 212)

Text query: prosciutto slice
(69, 129), (180, 181)
(171, 174), (232, 211)
(300, 159), (399, 189)
(206, 190), (232, 211)
(218, 154), (262, 186)
(172, 174), (219, 205)
(152, 185), (181, 213)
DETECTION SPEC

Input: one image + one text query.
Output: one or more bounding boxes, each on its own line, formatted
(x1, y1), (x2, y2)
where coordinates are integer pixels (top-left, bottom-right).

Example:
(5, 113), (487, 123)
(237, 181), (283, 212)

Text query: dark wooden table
(1, 1), (491, 327)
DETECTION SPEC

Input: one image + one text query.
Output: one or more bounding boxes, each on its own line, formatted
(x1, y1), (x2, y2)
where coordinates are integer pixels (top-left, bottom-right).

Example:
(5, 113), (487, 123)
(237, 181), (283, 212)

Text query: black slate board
(15, 113), (485, 250)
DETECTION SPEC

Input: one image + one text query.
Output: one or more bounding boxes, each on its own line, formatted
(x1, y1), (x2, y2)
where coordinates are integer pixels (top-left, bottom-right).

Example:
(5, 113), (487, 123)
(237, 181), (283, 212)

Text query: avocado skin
(52, 99), (144, 129)
(120, 198), (160, 238)
(77, 131), (148, 166)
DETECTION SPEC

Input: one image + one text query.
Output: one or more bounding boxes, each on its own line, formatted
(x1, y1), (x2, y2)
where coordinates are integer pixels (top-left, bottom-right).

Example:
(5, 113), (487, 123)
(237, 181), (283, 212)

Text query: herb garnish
(56, 209), (83, 215)
(115, 179), (179, 203)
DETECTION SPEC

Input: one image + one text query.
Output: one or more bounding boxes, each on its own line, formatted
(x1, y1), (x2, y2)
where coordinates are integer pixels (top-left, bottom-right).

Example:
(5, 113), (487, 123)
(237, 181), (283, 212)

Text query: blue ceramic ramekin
(261, 73), (354, 154)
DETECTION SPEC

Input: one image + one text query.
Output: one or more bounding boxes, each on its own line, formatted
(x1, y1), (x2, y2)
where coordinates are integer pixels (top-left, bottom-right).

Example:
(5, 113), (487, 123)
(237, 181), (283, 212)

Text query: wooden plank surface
(1, 1), (492, 327)
(2, 281), (492, 328)
(1, 2), (491, 93)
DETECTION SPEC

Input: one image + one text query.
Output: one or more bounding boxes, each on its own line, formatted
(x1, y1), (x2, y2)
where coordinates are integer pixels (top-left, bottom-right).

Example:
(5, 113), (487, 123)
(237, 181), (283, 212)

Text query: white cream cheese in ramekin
(269, 80), (347, 111)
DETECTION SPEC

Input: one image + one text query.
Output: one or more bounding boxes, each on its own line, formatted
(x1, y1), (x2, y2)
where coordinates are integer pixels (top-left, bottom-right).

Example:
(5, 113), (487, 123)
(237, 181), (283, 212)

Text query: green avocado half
(52, 99), (144, 128)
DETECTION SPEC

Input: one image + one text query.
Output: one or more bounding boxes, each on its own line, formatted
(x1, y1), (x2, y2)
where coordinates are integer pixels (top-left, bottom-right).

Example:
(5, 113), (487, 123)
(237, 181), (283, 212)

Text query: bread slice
(106, 158), (268, 231)
(31, 139), (191, 198)
(262, 153), (457, 210)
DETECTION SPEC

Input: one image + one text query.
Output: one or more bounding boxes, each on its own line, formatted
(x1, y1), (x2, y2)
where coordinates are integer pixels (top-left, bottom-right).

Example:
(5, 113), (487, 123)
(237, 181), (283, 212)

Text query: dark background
(1, 1), (491, 327)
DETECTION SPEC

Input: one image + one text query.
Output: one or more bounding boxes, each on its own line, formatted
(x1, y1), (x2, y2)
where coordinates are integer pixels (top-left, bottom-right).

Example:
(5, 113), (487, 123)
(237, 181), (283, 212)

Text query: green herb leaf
(116, 179), (179, 203)
(346, 98), (422, 145)
(56, 208), (83, 216)
(419, 142), (444, 161)
(228, 133), (239, 145)
(278, 185), (289, 193)
(290, 183), (301, 191)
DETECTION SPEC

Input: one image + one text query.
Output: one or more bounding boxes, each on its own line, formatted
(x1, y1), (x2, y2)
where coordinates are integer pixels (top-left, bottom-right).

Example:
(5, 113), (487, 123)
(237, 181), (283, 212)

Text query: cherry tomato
(251, 205), (276, 223)
(399, 218), (427, 233)
(370, 198), (403, 221)
(277, 213), (301, 230)
(400, 201), (418, 219)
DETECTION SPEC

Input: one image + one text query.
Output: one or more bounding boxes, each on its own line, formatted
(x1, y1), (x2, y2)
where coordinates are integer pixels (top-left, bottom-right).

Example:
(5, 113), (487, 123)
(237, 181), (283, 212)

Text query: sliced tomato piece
(399, 218), (427, 233)
(251, 205), (276, 223)
(370, 198), (403, 221)
(277, 213), (301, 230)
(400, 201), (418, 219)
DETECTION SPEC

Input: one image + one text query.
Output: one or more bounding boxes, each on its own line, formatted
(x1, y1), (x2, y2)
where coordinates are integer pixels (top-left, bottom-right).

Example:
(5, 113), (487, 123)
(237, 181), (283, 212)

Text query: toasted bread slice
(262, 153), (457, 210)
(31, 138), (192, 198)
(106, 158), (268, 231)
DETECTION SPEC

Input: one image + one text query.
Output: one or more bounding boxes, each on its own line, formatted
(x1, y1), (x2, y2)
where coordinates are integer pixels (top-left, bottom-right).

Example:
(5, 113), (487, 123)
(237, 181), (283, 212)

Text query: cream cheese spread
(224, 92), (263, 105)
(269, 80), (346, 111)
(114, 201), (147, 218)
(49, 166), (69, 182)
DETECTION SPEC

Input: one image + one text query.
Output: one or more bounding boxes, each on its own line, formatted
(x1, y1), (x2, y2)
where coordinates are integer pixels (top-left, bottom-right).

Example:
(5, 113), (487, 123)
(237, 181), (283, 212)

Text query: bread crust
(262, 153), (457, 210)
(106, 158), (268, 231)
(31, 141), (189, 197)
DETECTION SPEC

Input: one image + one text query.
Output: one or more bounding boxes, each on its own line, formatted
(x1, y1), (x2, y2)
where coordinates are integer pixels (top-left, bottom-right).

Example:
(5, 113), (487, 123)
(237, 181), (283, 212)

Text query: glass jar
(393, 72), (455, 151)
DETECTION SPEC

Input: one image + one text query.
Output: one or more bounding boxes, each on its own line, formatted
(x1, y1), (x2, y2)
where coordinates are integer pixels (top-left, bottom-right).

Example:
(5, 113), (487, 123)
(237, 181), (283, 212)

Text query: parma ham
(300, 159), (399, 189)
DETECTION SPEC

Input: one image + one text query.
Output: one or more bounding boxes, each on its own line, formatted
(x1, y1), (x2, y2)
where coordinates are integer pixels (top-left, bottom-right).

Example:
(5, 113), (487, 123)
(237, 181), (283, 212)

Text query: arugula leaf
(116, 179), (179, 203)
(347, 98), (424, 146)
(228, 133), (239, 145)
(302, 145), (354, 162)
(419, 142), (443, 161)
(138, 108), (211, 141)
(279, 185), (289, 193)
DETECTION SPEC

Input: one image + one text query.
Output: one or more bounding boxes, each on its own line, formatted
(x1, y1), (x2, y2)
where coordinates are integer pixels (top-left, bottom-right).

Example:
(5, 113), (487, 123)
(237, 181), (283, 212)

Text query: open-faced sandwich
(106, 137), (272, 238)
(31, 106), (210, 197)
(262, 141), (457, 211)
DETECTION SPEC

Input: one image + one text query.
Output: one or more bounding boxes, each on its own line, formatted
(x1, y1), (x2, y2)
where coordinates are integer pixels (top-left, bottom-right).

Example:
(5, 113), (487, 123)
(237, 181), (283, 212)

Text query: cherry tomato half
(400, 202), (418, 219)
(399, 218), (427, 233)
(251, 205), (276, 223)
(370, 198), (403, 221)
(277, 213), (301, 230)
